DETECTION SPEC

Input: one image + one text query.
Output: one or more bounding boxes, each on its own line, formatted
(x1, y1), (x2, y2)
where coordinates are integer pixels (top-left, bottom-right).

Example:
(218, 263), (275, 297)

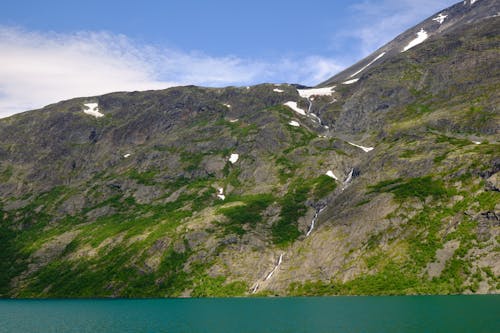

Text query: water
(0, 296), (498, 333)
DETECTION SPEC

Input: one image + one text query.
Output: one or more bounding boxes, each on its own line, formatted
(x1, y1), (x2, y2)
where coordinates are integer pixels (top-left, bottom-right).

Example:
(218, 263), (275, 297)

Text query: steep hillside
(0, 0), (498, 297)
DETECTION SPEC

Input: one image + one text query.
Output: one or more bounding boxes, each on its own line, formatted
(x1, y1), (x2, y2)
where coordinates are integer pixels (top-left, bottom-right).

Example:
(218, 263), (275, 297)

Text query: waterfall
(341, 168), (354, 191)
(265, 253), (284, 281)
(306, 206), (326, 237)
(345, 169), (354, 185)
(251, 253), (286, 294)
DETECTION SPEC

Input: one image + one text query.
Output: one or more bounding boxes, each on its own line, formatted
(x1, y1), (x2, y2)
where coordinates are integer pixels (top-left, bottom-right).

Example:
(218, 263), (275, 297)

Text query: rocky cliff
(0, 0), (498, 297)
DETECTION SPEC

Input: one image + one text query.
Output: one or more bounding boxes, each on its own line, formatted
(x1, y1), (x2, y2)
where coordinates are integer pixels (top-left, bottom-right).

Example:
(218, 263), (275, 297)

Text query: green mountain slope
(0, 0), (498, 297)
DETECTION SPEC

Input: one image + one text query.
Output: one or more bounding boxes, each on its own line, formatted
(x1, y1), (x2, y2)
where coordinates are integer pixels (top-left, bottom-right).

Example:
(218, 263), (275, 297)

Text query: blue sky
(0, 0), (458, 117)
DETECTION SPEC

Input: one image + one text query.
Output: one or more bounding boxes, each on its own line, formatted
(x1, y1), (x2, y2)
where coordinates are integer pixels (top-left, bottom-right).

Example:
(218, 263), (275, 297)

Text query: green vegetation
(0, 224), (27, 296)
(218, 194), (274, 235)
(433, 152), (448, 164)
(284, 125), (317, 153)
(3, 178), (222, 297)
(288, 261), (420, 296)
(289, 165), (498, 296)
(0, 165), (13, 182)
(406, 103), (432, 116)
(368, 176), (451, 202)
(215, 118), (259, 137)
(180, 151), (204, 172)
(476, 191), (500, 211)
(191, 276), (247, 297)
(276, 156), (299, 183)
(225, 167), (242, 187)
(20, 244), (193, 298)
(355, 198), (371, 207)
(272, 183), (311, 245)
(128, 169), (158, 185)
(312, 175), (338, 200)
(401, 64), (424, 82)
(1, 30), (498, 299)
(435, 135), (471, 147)
(399, 149), (419, 158)
(464, 105), (495, 129)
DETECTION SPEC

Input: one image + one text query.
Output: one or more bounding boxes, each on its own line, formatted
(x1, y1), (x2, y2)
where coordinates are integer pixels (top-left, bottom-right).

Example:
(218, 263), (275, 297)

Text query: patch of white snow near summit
(83, 103), (103, 118)
(217, 188), (226, 200)
(273, 88), (284, 93)
(433, 13), (448, 24)
(288, 121), (300, 127)
(349, 52), (386, 78)
(229, 154), (239, 164)
(297, 86), (335, 99)
(403, 29), (428, 52)
(326, 171), (338, 180)
(348, 142), (374, 152)
(343, 78), (359, 85)
(284, 101), (306, 116)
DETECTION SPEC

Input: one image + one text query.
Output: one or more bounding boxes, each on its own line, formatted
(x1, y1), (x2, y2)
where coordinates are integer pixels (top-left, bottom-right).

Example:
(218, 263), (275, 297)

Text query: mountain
(0, 0), (498, 298)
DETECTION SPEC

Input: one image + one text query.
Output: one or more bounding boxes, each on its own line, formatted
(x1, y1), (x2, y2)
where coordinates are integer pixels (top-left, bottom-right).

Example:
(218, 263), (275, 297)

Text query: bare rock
(426, 240), (460, 278)
(476, 211), (500, 242)
(485, 173), (499, 192)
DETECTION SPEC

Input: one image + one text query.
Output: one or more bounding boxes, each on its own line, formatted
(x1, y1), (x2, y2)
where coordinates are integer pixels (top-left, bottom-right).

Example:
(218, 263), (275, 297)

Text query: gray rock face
(476, 211), (500, 241)
(486, 173), (499, 192)
(0, 0), (498, 297)
(319, 0), (500, 136)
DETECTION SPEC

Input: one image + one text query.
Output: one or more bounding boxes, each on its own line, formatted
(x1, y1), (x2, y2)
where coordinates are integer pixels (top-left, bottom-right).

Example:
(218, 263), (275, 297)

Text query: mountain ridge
(321, 0), (500, 86)
(0, 0), (498, 297)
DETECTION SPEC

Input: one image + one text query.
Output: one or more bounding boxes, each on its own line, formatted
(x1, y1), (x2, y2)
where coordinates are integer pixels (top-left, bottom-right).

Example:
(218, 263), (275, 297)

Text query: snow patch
(403, 29), (429, 52)
(284, 101), (306, 116)
(326, 171), (338, 180)
(349, 52), (386, 78)
(348, 142), (374, 152)
(229, 119), (239, 123)
(217, 188), (226, 200)
(273, 88), (284, 93)
(83, 103), (103, 118)
(288, 120), (300, 127)
(472, 141), (482, 145)
(343, 78), (359, 85)
(123, 153), (131, 158)
(297, 86), (335, 99)
(433, 13), (448, 24)
(229, 153), (239, 164)
(471, 0), (478, 5)
(223, 104), (231, 108)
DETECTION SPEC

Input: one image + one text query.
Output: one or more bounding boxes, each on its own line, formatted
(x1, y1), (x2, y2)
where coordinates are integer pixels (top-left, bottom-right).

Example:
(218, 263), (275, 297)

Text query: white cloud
(333, 0), (457, 57)
(0, 27), (344, 118)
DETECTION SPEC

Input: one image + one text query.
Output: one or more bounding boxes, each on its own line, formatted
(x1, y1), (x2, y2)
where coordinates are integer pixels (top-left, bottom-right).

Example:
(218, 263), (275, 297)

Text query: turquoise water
(0, 296), (498, 332)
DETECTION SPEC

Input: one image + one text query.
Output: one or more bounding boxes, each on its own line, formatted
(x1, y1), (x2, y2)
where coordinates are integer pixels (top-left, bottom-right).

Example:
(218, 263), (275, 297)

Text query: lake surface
(0, 296), (499, 333)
